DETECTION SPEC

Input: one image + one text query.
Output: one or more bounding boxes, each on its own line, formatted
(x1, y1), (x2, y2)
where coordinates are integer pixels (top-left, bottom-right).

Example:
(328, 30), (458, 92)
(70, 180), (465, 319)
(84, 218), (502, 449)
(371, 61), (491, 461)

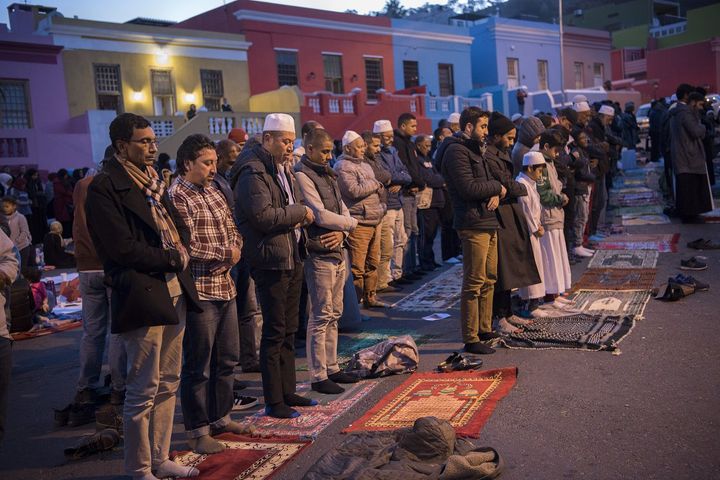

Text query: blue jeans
(0, 336), (11, 446)
(77, 271), (126, 392)
(180, 299), (239, 438)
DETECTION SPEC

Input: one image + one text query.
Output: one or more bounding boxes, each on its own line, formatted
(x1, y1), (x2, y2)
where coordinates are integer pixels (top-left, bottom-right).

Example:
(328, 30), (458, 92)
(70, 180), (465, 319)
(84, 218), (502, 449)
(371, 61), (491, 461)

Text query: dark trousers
(563, 191), (577, 249)
(252, 264), (304, 407)
(439, 194), (461, 260)
(232, 260), (261, 369)
(18, 245), (34, 270)
(0, 336), (11, 446)
(181, 299), (239, 436)
(649, 134), (661, 162)
(418, 208), (441, 269)
(492, 289), (513, 319)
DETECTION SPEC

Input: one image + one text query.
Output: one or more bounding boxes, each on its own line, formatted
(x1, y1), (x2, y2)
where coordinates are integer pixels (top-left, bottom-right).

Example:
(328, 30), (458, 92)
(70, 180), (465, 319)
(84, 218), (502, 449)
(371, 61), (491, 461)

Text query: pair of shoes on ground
(311, 371), (360, 395)
(669, 273), (709, 292)
(687, 238), (720, 250)
(64, 428), (120, 460)
(55, 402), (96, 428)
(437, 352), (483, 372)
(680, 256), (708, 271)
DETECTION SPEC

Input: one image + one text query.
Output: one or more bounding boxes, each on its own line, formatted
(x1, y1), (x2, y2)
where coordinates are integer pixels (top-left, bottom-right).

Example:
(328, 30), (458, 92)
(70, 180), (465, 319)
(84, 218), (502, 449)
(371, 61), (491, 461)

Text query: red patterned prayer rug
(11, 319), (81, 341)
(171, 433), (310, 480)
(595, 233), (680, 253)
(343, 368), (518, 438)
(573, 268), (657, 291)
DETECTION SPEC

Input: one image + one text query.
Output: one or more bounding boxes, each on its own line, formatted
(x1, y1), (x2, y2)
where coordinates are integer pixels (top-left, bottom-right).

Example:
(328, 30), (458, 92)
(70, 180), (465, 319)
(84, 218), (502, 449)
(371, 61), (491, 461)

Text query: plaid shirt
(169, 177), (241, 301)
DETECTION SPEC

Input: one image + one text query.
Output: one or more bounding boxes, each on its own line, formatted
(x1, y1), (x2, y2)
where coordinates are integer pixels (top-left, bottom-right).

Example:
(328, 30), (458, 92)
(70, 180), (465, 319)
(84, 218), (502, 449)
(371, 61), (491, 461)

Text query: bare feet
(188, 435), (225, 454)
(498, 317), (523, 334)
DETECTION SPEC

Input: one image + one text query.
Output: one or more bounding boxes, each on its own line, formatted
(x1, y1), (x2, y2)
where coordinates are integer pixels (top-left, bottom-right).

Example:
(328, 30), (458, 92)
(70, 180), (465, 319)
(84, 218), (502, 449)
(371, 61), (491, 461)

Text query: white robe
(516, 172), (545, 300)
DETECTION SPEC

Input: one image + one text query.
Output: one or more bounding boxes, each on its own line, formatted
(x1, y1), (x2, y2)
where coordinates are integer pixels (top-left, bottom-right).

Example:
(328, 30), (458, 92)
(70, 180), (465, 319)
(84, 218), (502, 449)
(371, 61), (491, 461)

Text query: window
(94, 64), (123, 113)
(276, 51), (298, 87)
(574, 62), (584, 89)
(438, 64), (455, 96)
(323, 54), (344, 94)
(364, 57), (384, 101)
(537, 60), (549, 90)
(506, 58), (519, 89)
(200, 69), (224, 111)
(151, 69), (175, 116)
(593, 63), (605, 87)
(403, 60), (419, 89)
(0, 79), (31, 128)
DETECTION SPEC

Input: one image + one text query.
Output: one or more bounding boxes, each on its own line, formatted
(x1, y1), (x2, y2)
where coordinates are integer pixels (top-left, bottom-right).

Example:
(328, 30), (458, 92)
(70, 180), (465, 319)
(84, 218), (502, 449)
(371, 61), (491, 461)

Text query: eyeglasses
(129, 139), (159, 147)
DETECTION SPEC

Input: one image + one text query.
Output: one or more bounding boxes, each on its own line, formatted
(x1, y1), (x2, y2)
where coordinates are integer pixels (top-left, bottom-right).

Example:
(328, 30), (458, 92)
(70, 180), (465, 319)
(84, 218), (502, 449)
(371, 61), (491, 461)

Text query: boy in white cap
(293, 129), (359, 395)
(373, 119), (412, 290)
(234, 113), (317, 419)
(516, 151), (547, 317)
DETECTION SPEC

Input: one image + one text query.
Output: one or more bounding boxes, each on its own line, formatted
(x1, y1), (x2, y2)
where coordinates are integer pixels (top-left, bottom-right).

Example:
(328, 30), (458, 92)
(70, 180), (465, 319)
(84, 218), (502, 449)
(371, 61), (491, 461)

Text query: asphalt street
(1, 220), (719, 479)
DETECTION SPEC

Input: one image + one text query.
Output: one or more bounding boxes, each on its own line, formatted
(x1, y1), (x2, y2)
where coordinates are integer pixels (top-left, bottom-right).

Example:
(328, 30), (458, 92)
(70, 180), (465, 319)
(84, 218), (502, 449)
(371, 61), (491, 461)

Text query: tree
(378, 0), (407, 18)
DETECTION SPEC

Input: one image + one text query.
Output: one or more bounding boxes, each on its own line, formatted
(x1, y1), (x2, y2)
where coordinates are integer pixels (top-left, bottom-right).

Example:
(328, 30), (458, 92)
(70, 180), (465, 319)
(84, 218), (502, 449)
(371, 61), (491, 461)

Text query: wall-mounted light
(131, 91), (144, 102)
(156, 47), (169, 65)
(351, 74), (359, 82)
(307, 72), (316, 80)
(184, 93), (196, 103)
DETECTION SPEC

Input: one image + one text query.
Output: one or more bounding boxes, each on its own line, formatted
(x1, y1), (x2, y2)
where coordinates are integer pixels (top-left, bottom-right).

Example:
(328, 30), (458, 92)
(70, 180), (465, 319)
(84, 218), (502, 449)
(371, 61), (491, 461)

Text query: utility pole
(559, 0), (566, 105)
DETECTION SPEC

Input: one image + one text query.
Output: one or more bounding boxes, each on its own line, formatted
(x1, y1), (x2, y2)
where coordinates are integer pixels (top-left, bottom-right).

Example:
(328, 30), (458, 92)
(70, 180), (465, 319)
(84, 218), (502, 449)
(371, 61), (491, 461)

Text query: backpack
(345, 335), (419, 379)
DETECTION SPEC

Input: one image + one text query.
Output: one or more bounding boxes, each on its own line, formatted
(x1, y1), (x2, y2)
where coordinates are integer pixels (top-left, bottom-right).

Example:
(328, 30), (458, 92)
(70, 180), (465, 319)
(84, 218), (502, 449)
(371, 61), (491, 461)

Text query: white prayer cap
(372, 119), (393, 133)
(263, 113), (295, 133)
(599, 105), (615, 117)
(573, 101), (591, 113)
(511, 113), (523, 122)
(522, 151), (546, 167)
(670, 94), (677, 102)
(447, 112), (461, 123)
(342, 130), (361, 148)
(572, 94), (588, 104)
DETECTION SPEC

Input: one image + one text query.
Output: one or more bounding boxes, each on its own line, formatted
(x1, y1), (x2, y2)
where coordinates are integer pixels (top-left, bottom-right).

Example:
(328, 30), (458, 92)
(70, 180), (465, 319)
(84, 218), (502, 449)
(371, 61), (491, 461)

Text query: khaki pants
(121, 296), (185, 477)
(458, 230), (498, 343)
(346, 223), (381, 301)
(378, 208), (406, 288)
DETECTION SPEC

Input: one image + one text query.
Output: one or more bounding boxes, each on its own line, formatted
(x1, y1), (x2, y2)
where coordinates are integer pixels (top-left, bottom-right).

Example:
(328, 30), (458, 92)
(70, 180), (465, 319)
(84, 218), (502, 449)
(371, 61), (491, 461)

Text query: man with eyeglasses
(86, 113), (202, 479)
(233, 113), (316, 419)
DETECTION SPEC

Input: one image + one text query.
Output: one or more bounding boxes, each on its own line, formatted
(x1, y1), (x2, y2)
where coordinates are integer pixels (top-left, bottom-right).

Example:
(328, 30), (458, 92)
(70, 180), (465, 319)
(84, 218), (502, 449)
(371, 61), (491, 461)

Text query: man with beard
(484, 113), (539, 334)
(438, 107), (506, 355)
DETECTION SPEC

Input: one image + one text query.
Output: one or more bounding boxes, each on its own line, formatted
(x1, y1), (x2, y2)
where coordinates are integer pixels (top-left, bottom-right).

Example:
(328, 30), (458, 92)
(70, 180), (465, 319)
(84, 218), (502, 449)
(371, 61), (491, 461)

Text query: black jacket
(439, 136), (503, 231)
(233, 143), (307, 270)
(393, 129), (426, 190)
(417, 152), (445, 209)
(86, 157), (201, 334)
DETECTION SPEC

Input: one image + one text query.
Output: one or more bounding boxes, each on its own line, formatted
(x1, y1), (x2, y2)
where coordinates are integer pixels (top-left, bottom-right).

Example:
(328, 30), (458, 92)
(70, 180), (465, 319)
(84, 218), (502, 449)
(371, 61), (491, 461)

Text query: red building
(177, 0), (431, 137)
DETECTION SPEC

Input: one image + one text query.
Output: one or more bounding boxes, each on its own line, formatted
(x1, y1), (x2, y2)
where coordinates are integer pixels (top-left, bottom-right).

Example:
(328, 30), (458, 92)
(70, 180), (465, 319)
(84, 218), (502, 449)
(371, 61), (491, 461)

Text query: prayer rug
(11, 319), (81, 341)
(172, 433), (310, 480)
(611, 205), (664, 216)
(501, 314), (635, 351)
(595, 233), (680, 253)
(588, 249), (658, 269)
(343, 368), (518, 438)
(609, 190), (661, 207)
(621, 214), (671, 226)
(701, 208), (720, 223)
(570, 289), (652, 318)
(237, 381), (377, 439)
(573, 268), (657, 291)
(392, 265), (463, 311)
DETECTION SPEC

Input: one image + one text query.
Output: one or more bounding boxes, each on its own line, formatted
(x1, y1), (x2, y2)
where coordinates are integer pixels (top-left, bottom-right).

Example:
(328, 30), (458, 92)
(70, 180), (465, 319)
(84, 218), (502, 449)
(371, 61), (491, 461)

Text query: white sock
(155, 460), (200, 478)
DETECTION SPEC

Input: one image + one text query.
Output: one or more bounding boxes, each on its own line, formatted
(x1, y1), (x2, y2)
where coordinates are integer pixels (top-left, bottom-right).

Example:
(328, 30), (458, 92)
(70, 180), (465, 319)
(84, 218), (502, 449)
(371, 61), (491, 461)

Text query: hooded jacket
(379, 145), (412, 210)
(393, 129), (426, 190)
(669, 102), (707, 175)
(536, 152), (567, 230)
(511, 117), (545, 172)
(334, 153), (386, 226)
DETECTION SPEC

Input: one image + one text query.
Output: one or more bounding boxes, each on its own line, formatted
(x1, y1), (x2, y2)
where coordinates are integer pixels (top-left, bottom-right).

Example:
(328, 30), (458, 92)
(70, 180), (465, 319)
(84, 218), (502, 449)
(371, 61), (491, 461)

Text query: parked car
(636, 102), (651, 148)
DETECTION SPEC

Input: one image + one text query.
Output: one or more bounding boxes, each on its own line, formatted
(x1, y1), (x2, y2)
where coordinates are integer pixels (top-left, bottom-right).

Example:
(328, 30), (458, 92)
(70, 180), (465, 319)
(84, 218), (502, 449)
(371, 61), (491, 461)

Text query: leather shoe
(464, 342), (495, 355)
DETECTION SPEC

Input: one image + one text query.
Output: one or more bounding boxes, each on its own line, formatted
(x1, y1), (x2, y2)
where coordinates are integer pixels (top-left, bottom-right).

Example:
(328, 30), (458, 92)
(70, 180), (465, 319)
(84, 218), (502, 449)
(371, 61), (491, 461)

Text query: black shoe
(109, 389), (125, 406)
(64, 428), (120, 460)
(464, 342), (495, 355)
(328, 371), (360, 384)
(232, 394), (259, 411)
(672, 274), (709, 292)
(434, 262), (443, 268)
(479, 331), (500, 342)
(404, 273), (422, 280)
(73, 389), (97, 405)
(94, 404), (123, 436)
(241, 363), (261, 373)
(412, 269), (428, 276)
(680, 257), (708, 271)
(68, 403), (96, 427)
(437, 352), (483, 372)
(394, 277), (413, 285)
(283, 393), (318, 407)
(233, 379), (248, 391)
(378, 284), (403, 293)
(265, 404), (299, 419)
(311, 379), (345, 395)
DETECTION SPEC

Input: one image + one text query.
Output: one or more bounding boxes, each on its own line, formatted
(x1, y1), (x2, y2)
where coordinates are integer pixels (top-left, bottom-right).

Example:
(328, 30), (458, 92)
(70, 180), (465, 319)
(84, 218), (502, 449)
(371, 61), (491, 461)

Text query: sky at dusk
(1, 0), (434, 25)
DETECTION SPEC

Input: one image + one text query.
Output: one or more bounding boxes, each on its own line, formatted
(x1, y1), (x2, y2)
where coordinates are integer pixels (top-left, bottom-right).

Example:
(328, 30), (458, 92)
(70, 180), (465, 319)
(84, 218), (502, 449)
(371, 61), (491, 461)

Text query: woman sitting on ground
(43, 221), (75, 269)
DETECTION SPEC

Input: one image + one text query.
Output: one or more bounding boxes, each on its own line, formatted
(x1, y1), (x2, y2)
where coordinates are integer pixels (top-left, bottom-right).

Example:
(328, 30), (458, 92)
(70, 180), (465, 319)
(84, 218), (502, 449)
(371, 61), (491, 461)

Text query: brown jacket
(72, 175), (103, 271)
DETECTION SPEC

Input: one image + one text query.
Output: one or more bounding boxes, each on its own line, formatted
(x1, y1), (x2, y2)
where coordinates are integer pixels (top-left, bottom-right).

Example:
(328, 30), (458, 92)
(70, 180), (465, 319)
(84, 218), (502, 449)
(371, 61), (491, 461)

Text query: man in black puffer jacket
(233, 113), (317, 419)
(437, 107), (506, 355)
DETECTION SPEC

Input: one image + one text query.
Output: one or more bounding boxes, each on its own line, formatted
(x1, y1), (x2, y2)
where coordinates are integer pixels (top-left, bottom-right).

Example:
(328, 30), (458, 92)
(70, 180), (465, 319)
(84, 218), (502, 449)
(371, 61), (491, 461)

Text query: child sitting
(569, 129), (596, 258)
(2, 196), (33, 268)
(537, 130), (572, 302)
(516, 152), (547, 317)
(43, 221), (75, 269)
(25, 267), (51, 324)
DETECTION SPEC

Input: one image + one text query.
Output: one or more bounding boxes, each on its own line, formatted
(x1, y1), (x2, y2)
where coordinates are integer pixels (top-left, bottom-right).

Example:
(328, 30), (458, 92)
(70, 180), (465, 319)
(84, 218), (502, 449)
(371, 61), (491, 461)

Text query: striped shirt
(168, 176), (241, 301)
